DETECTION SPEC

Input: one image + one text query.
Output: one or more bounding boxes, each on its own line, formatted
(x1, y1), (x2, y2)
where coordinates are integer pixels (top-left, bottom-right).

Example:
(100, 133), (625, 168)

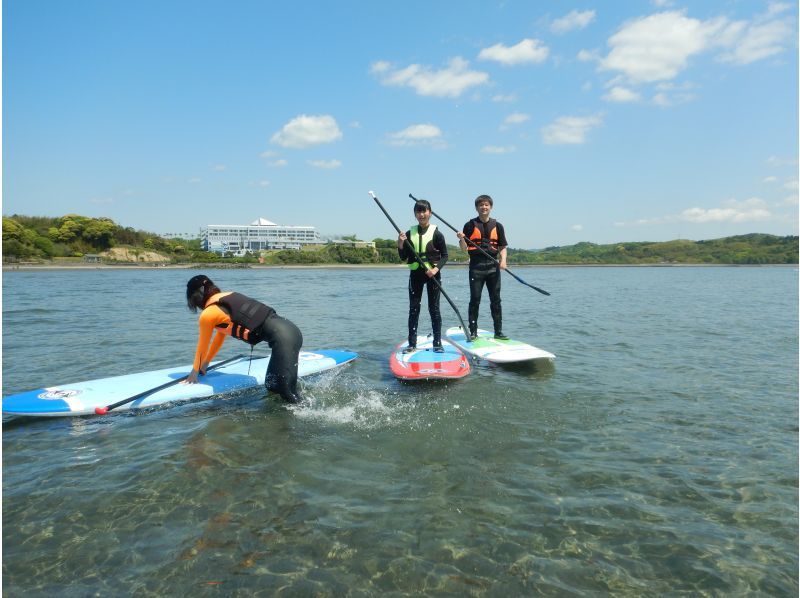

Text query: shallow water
(3, 266), (798, 595)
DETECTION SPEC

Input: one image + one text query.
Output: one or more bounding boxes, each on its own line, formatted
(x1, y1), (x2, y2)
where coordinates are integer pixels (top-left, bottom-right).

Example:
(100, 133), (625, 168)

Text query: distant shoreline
(3, 262), (796, 271)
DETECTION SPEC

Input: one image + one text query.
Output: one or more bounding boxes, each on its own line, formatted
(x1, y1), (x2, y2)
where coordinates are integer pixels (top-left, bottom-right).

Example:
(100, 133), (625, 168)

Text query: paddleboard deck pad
(2, 350), (357, 417)
(445, 327), (555, 364)
(390, 335), (470, 380)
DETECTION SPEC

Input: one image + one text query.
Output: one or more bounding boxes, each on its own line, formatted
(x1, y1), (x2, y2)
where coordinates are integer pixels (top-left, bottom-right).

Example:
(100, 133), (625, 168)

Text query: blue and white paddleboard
(2, 350), (357, 417)
(446, 327), (555, 364)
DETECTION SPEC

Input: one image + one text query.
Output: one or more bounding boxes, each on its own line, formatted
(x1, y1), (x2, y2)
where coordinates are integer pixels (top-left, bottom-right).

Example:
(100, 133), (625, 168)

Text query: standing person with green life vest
(397, 199), (449, 353)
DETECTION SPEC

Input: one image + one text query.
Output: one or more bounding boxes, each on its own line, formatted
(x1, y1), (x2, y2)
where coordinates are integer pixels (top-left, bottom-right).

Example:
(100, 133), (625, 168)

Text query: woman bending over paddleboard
(184, 275), (304, 403)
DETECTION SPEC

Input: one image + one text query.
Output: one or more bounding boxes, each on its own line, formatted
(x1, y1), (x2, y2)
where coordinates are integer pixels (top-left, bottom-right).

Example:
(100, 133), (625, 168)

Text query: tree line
(2, 214), (796, 265)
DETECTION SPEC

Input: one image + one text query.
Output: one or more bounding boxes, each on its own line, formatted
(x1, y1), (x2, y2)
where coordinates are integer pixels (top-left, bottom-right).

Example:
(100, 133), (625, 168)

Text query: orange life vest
(467, 218), (499, 255)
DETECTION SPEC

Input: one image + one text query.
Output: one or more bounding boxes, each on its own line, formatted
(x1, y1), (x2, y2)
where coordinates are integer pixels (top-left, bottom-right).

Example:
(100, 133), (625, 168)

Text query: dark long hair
(186, 275), (221, 312)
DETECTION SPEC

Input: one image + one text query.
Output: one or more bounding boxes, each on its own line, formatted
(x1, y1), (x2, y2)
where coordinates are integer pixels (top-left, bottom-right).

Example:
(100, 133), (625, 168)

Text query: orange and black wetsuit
(194, 291), (303, 402)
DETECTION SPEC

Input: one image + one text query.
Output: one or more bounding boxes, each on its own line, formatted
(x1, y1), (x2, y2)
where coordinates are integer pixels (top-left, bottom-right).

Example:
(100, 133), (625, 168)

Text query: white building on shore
(201, 217), (322, 254)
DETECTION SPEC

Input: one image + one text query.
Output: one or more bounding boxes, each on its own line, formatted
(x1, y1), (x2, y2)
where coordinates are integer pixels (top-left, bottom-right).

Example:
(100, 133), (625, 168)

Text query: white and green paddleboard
(445, 327), (555, 364)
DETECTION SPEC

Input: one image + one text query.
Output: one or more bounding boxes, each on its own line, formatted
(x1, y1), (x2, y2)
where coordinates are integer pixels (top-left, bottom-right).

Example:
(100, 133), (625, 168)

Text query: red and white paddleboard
(389, 335), (471, 381)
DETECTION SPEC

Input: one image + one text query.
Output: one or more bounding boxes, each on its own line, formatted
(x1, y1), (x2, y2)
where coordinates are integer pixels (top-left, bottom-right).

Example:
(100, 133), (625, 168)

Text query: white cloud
(542, 115), (602, 145)
(571, 224), (584, 231)
(481, 145), (516, 154)
(781, 195), (799, 206)
(387, 124), (446, 148)
(270, 114), (342, 149)
(616, 197), (775, 227)
(577, 49), (599, 62)
(783, 179), (799, 191)
(211, 164), (226, 172)
(268, 159), (288, 168)
(372, 57), (488, 98)
(680, 202), (771, 223)
(307, 159), (342, 169)
(188, 177), (202, 184)
(767, 155), (799, 167)
(763, 176), (779, 183)
(601, 11), (726, 83)
(551, 10), (596, 34)
(500, 112), (530, 130)
(492, 93), (518, 102)
(603, 86), (641, 103)
(717, 16), (795, 65)
(601, 8), (795, 83)
(370, 61), (391, 74)
(478, 39), (549, 65)
(256, 180), (270, 187)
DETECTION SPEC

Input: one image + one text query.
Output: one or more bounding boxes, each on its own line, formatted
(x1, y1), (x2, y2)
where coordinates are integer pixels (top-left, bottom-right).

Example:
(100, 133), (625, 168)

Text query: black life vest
(211, 292), (275, 345)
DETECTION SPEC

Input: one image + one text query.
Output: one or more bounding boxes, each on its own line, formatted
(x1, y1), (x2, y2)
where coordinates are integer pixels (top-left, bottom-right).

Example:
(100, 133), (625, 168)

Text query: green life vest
(407, 224), (439, 270)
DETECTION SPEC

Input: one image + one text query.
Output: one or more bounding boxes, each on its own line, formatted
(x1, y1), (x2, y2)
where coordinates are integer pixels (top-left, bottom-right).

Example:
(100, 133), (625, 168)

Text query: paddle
(369, 190), (472, 338)
(409, 193), (550, 296)
(94, 354), (245, 415)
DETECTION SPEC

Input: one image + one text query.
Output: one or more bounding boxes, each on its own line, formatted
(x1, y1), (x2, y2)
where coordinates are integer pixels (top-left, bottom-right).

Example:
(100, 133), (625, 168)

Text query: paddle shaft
(369, 191), (471, 335)
(409, 193), (550, 296)
(94, 354), (245, 414)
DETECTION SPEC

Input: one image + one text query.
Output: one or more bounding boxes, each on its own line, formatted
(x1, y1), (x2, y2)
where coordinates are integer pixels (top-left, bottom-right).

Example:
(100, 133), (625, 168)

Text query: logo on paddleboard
(38, 388), (81, 400)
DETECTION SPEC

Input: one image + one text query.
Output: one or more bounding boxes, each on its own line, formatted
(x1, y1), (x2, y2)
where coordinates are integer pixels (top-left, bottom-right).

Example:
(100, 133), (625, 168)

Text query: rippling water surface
(3, 266), (797, 595)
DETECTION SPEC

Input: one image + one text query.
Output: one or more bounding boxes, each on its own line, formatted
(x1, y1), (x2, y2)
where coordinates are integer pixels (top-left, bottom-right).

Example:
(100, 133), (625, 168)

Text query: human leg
(425, 272), (443, 349)
(486, 267), (506, 338)
(406, 271), (426, 349)
(468, 267), (488, 338)
(261, 315), (304, 402)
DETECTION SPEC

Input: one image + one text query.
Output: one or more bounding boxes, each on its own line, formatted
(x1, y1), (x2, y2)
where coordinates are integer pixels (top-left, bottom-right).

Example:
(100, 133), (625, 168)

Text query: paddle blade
(94, 406), (109, 415)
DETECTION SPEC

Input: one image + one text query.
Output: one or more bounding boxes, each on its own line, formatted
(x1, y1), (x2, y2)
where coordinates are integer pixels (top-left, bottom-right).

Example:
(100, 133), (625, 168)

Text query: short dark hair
(475, 194), (493, 207)
(414, 199), (432, 212)
(186, 275), (220, 312)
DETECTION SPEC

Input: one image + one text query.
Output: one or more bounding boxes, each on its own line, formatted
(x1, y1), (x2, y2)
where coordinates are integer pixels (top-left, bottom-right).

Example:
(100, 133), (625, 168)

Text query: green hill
(2, 214), (797, 265)
(511, 234), (798, 265)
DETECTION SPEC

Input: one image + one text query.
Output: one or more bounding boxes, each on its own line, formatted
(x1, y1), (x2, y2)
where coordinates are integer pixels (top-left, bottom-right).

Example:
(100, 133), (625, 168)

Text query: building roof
(250, 217), (277, 226)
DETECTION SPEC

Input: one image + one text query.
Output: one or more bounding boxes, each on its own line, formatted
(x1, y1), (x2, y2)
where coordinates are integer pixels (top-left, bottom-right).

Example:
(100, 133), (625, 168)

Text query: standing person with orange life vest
(398, 199), (449, 353)
(183, 275), (304, 403)
(457, 194), (509, 341)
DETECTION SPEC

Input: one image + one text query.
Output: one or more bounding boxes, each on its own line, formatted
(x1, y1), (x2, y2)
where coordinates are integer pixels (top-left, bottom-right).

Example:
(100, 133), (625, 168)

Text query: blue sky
(3, 0), (798, 249)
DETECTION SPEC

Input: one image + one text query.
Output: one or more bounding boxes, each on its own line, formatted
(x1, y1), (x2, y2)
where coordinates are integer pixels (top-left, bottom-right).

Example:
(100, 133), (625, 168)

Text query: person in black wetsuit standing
(397, 199), (449, 353)
(457, 194), (509, 340)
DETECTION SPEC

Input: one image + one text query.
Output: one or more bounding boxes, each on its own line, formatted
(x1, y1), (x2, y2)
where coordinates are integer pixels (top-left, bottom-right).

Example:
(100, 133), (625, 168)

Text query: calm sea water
(2, 266), (798, 596)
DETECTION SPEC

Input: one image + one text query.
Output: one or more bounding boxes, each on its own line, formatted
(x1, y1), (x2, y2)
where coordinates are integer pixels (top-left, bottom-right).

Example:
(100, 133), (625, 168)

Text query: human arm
(397, 230), (411, 259)
(183, 308), (227, 384)
(457, 222), (471, 250)
(496, 222), (508, 269)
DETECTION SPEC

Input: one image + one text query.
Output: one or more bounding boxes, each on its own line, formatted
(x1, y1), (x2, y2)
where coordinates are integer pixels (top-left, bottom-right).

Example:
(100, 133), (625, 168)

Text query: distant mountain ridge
(505, 234), (798, 265)
(2, 214), (797, 265)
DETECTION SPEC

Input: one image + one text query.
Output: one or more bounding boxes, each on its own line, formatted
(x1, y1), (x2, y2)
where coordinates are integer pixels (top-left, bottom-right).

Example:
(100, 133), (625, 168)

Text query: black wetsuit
(398, 225), (449, 346)
(211, 292), (304, 402)
(257, 314), (304, 402)
(462, 218), (508, 336)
